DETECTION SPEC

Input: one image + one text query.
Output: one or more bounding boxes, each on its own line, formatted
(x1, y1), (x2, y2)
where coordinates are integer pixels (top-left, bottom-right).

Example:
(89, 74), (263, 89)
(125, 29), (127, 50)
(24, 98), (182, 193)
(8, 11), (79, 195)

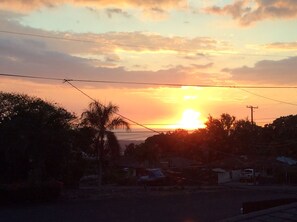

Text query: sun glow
(172, 109), (205, 130)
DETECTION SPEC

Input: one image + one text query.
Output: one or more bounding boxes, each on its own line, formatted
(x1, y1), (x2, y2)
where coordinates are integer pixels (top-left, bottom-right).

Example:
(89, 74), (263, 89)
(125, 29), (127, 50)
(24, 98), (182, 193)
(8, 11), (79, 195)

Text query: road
(1, 188), (297, 222)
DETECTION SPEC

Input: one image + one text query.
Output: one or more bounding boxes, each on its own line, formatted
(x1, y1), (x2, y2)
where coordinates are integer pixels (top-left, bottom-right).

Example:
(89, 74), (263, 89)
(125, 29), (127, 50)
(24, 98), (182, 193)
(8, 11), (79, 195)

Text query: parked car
(137, 168), (166, 186)
(240, 169), (260, 182)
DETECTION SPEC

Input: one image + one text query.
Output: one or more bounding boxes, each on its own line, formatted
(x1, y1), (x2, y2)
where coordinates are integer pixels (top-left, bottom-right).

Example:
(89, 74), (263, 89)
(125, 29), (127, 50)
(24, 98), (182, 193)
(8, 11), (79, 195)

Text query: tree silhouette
(205, 113), (236, 155)
(0, 92), (76, 183)
(81, 101), (130, 186)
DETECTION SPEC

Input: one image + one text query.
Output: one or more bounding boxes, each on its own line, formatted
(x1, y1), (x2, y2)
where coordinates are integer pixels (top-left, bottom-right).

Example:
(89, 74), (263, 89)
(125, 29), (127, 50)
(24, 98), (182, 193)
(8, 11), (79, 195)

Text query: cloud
(0, 10), (231, 72)
(191, 63), (213, 69)
(105, 8), (131, 18)
(98, 33), (229, 52)
(0, 10), (231, 75)
(0, 35), (222, 87)
(141, 7), (169, 20)
(0, 10), (229, 87)
(0, 0), (186, 12)
(264, 41), (297, 50)
(0, 10), (229, 53)
(205, 0), (297, 26)
(225, 56), (297, 84)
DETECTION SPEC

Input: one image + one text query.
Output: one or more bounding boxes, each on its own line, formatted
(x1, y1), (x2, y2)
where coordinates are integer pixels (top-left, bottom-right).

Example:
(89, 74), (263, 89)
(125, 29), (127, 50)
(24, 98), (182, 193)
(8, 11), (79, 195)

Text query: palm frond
(102, 102), (118, 125)
(105, 131), (121, 160)
(107, 117), (130, 130)
(81, 101), (104, 128)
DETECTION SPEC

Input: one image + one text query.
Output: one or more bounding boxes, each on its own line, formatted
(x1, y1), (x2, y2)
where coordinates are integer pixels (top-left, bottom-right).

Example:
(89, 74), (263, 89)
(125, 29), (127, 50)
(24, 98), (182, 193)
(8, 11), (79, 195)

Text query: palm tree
(81, 101), (130, 186)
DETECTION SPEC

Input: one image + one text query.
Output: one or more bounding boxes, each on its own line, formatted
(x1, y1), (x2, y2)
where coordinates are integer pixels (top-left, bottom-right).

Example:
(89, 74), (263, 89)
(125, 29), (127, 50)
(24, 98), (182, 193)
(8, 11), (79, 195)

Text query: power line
(241, 88), (297, 106)
(113, 131), (167, 134)
(64, 80), (161, 134)
(117, 117), (280, 125)
(0, 30), (98, 44)
(0, 30), (292, 58)
(28, 77), (159, 134)
(2, 72), (297, 89)
(0, 73), (63, 81)
(114, 130), (161, 133)
(129, 124), (176, 126)
(68, 79), (297, 89)
(254, 117), (277, 120)
(2, 72), (297, 107)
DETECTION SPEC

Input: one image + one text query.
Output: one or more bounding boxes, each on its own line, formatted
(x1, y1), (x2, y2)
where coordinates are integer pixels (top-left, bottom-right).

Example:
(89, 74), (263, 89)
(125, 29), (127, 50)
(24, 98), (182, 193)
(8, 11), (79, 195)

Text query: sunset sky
(1, 0), (297, 139)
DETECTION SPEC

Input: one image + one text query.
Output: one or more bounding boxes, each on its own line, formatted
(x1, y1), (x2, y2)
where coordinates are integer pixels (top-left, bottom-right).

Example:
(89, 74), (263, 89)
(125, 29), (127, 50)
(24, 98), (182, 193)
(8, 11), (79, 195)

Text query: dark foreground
(1, 187), (297, 222)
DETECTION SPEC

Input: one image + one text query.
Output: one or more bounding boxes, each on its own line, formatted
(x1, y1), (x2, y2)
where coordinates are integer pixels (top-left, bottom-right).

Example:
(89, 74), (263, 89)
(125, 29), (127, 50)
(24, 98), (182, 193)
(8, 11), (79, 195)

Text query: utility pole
(246, 105), (259, 185)
(246, 105), (258, 125)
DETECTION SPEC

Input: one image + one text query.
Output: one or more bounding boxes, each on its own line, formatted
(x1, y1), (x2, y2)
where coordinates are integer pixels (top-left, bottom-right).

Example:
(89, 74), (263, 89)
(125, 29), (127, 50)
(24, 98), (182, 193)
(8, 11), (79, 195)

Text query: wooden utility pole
(246, 105), (259, 185)
(246, 105), (258, 125)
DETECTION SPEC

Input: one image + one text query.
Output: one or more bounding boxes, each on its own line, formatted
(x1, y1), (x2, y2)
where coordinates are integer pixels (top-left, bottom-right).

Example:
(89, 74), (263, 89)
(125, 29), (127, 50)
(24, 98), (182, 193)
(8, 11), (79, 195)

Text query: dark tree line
(125, 114), (297, 163)
(0, 92), (85, 186)
(0, 92), (129, 187)
(1, 91), (297, 186)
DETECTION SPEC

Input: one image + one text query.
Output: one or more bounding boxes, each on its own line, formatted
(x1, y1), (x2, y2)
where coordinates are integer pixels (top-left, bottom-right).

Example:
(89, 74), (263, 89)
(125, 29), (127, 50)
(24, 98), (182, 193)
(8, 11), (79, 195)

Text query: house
(207, 157), (247, 182)
(212, 168), (232, 184)
(207, 155), (297, 184)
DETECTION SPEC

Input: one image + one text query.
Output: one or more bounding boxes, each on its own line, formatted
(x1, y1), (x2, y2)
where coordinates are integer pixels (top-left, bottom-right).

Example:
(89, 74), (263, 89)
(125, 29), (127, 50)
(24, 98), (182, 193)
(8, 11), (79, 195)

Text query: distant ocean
(113, 128), (172, 141)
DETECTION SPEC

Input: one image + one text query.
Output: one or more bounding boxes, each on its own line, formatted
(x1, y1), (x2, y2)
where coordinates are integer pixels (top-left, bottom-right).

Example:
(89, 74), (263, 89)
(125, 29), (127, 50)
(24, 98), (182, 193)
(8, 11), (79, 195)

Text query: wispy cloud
(105, 8), (131, 18)
(0, 0), (187, 12)
(225, 56), (297, 84)
(141, 7), (169, 20)
(0, 10), (232, 75)
(0, 35), (223, 87)
(205, 0), (297, 26)
(0, 13), (230, 55)
(98, 33), (229, 53)
(191, 63), (213, 69)
(264, 41), (297, 51)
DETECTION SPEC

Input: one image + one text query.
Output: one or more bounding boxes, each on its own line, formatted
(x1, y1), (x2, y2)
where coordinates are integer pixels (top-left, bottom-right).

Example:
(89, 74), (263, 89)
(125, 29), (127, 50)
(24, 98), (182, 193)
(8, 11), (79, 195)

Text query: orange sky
(1, 0), (297, 139)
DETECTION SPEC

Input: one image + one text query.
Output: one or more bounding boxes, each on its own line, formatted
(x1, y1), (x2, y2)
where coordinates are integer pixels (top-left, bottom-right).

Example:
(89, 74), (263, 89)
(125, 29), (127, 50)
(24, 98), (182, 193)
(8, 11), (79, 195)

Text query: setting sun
(174, 109), (205, 130)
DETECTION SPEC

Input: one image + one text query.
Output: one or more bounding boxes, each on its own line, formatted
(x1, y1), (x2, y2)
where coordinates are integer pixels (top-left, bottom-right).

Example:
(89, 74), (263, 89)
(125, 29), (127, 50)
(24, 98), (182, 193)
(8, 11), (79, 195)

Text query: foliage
(269, 115), (297, 140)
(261, 115), (297, 157)
(124, 113), (297, 163)
(2, 91), (297, 187)
(205, 113), (236, 154)
(0, 92), (83, 186)
(80, 101), (130, 185)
